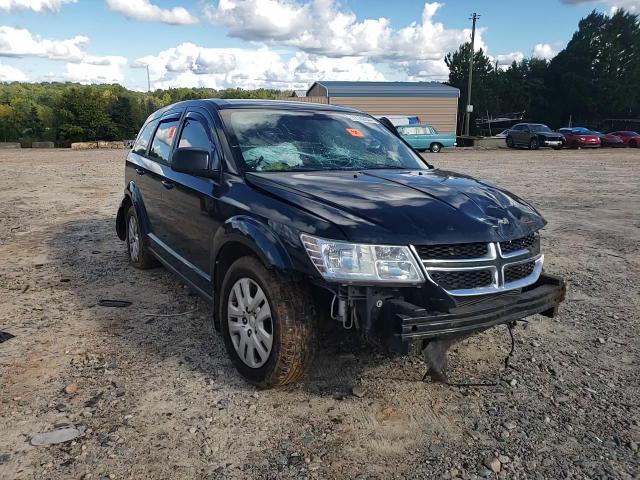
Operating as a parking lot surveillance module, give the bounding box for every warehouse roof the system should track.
[307,81,460,98]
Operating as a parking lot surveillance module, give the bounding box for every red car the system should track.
[558,127,601,148]
[610,131,640,148]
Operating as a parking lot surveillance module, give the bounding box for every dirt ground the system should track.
[0,147,638,480]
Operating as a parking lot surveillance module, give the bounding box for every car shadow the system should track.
[45,216,416,396]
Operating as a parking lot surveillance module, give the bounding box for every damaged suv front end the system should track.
[246,167,565,369]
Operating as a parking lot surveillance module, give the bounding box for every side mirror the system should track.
[172,148,219,180]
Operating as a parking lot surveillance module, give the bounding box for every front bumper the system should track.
[380,273,566,353]
[542,139,564,147]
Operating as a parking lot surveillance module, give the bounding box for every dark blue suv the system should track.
[116,99,565,388]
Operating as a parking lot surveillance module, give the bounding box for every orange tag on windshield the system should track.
[346,128,364,137]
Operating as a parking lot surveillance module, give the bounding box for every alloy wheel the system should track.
[227,278,273,368]
[128,216,140,262]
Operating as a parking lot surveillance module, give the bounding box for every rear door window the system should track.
[132,121,157,156]
[149,120,180,163]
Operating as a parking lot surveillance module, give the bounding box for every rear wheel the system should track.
[630,139,637,148]
[429,143,442,153]
[125,206,155,269]
[529,137,539,150]
[220,256,316,388]
[506,136,515,148]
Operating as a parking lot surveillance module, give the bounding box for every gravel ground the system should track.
[0,147,638,480]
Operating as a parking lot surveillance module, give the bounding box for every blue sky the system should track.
[0,0,635,91]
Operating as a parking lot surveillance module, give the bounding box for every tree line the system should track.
[446,9,640,133]
[1,9,637,143]
[0,83,283,146]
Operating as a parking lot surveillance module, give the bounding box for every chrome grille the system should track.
[412,234,543,296]
[430,269,493,290]
[413,242,488,260]
[500,234,536,255]
[504,260,536,283]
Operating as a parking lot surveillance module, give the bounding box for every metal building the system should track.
[305,81,460,133]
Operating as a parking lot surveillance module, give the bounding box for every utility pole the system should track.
[464,12,480,136]
[145,64,151,92]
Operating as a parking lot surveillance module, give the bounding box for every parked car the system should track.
[396,124,457,152]
[589,130,625,148]
[609,131,640,148]
[557,127,601,148]
[116,99,566,387]
[495,129,510,138]
[506,123,565,150]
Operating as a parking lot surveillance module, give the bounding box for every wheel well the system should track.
[116,197,132,241]
[213,241,264,329]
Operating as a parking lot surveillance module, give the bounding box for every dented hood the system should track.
[246,169,546,245]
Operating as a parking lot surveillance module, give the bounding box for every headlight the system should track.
[300,234,424,283]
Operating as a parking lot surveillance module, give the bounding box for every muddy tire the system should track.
[219,256,316,388]
[125,206,155,269]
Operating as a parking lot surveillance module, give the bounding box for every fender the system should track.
[115,181,152,243]
[211,215,294,274]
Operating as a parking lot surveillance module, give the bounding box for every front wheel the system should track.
[630,140,637,148]
[220,257,316,388]
[506,136,515,148]
[429,143,442,153]
[529,137,540,150]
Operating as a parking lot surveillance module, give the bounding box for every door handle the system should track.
[161,180,174,190]
[135,167,145,175]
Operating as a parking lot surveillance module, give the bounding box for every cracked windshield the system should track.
[222,109,427,172]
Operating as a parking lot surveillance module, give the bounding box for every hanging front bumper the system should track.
[380,273,566,353]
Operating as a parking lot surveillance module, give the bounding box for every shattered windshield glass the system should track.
[220,109,428,172]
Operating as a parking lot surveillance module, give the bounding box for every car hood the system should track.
[246,169,546,245]
[537,132,564,140]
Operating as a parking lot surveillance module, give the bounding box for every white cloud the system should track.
[608,0,640,13]
[532,43,557,60]
[106,0,198,25]
[64,60,126,84]
[0,0,75,13]
[0,26,126,66]
[0,61,27,81]
[203,1,485,79]
[494,51,525,66]
[204,0,311,40]
[132,42,385,90]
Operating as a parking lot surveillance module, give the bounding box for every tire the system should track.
[219,256,316,388]
[630,140,637,148]
[429,143,442,153]
[552,146,562,150]
[529,137,539,150]
[125,206,155,269]
[506,136,515,148]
